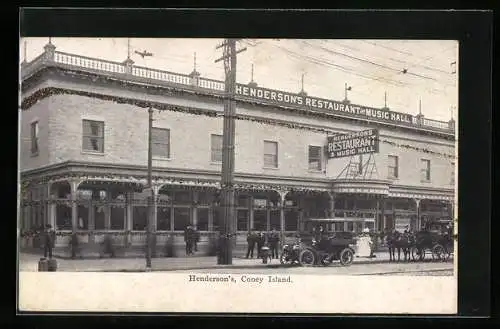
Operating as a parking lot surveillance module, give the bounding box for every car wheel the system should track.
[432,244,445,261]
[299,249,316,267]
[280,253,289,265]
[320,253,332,266]
[340,248,354,266]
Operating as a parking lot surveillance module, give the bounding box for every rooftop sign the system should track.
[327,129,379,159]
[235,84,416,126]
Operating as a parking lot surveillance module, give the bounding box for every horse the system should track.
[386,230,413,262]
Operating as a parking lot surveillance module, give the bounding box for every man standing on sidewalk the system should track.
[246,229,257,258]
[43,224,55,259]
[269,227,280,259]
[184,225,194,256]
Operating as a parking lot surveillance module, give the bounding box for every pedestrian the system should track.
[246,229,256,258]
[184,225,194,255]
[193,226,200,252]
[43,224,55,259]
[100,234,116,258]
[269,227,280,259]
[70,232,83,259]
[256,232,264,257]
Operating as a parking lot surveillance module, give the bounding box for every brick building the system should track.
[19,41,456,255]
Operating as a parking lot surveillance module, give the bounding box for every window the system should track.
[152,128,170,158]
[308,145,322,171]
[421,159,431,181]
[237,209,248,231]
[82,120,104,153]
[30,121,39,155]
[388,155,399,178]
[264,141,278,168]
[451,162,455,185]
[211,134,223,162]
[174,207,191,231]
[157,207,171,230]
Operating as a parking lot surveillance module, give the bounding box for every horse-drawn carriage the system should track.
[412,219,455,261]
[387,218,455,262]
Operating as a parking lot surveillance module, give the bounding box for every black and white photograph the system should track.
[18,36,459,313]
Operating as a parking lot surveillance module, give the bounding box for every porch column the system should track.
[248,195,254,230]
[208,207,213,231]
[343,198,348,231]
[298,195,304,231]
[69,180,79,233]
[88,196,95,231]
[449,199,455,220]
[47,183,56,229]
[278,190,287,247]
[327,191,335,217]
[266,196,271,232]
[126,191,133,231]
[104,189,111,230]
[381,198,386,230]
[414,198,421,230]
[150,186,159,232]
[192,191,199,228]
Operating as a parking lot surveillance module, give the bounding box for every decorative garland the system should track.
[21,87,456,160]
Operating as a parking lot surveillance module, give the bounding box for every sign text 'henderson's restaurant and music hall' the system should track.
[327,129,380,159]
[235,84,415,125]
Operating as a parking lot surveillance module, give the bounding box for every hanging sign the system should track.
[327,129,379,159]
[235,84,416,125]
[395,216,411,233]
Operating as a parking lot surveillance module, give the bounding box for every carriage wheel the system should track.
[432,244,446,261]
[339,248,354,266]
[299,249,316,267]
[445,247,453,261]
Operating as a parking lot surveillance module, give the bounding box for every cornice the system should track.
[21,66,455,141]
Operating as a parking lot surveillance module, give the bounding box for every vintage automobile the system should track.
[296,219,357,267]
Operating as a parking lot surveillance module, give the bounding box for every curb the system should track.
[355,268,453,276]
[77,260,453,273]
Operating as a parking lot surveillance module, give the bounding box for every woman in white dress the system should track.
[356,228,373,257]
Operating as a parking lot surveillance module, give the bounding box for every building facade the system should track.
[19,41,456,254]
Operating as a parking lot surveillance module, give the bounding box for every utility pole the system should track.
[146,106,153,270]
[214,39,246,265]
[134,49,154,271]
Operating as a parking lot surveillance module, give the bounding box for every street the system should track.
[169,260,453,276]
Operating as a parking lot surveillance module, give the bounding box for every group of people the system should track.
[183,225,201,256]
[246,228,281,259]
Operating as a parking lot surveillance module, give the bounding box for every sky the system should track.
[20,38,458,121]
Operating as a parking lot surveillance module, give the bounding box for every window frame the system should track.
[82,119,105,153]
[263,140,278,168]
[30,121,39,156]
[210,134,223,163]
[420,159,431,182]
[308,145,322,171]
[388,155,399,179]
[152,127,171,158]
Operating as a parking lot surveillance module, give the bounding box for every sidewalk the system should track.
[19,252,394,272]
